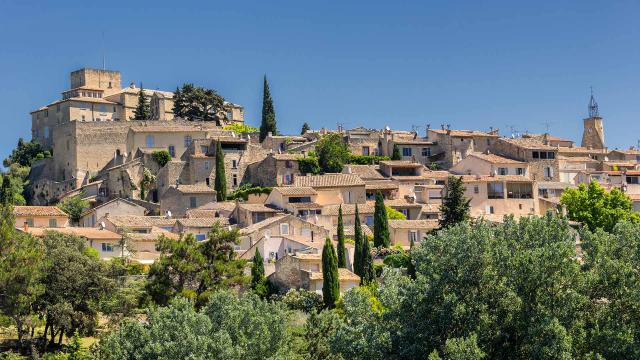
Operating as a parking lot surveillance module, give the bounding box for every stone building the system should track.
[426,127,499,168]
[159,184,217,218]
[490,137,560,182]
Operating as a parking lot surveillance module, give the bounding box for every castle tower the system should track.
[581,90,605,149]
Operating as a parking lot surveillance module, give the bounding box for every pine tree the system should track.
[214,140,227,201]
[360,232,375,285]
[259,75,277,142]
[391,144,402,160]
[353,204,363,276]
[251,249,265,288]
[439,175,471,228]
[336,205,347,268]
[373,192,390,248]
[132,83,151,120]
[322,238,340,309]
[301,122,310,135]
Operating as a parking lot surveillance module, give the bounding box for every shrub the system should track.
[152,150,171,167]
[227,185,272,201]
[348,154,390,165]
[280,288,324,313]
[383,252,411,268]
[386,206,407,220]
[223,123,258,134]
[297,156,321,175]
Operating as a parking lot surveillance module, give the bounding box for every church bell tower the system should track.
[581,89,605,149]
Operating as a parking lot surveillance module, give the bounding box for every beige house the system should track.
[174,218,230,241]
[450,152,528,177]
[186,201,236,219]
[381,131,439,166]
[14,206,69,229]
[265,187,322,218]
[461,175,538,220]
[160,184,217,218]
[80,198,147,227]
[235,203,282,227]
[293,174,366,205]
[20,227,122,261]
[426,128,500,168]
[388,219,439,248]
[609,149,640,162]
[491,137,559,182]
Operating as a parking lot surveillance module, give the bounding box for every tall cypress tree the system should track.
[214,140,227,201]
[301,122,310,135]
[322,238,340,309]
[172,86,183,118]
[353,204,363,276]
[259,75,277,142]
[132,83,151,120]
[251,248,265,288]
[439,175,471,228]
[391,144,402,160]
[336,205,347,268]
[373,192,390,248]
[360,232,375,285]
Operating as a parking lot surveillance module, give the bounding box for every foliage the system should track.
[138,167,156,201]
[151,149,171,167]
[4,138,51,167]
[57,194,89,224]
[360,237,375,285]
[36,232,113,345]
[336,205,347,268]
[347,154,390,165]
[146,223,247,307]
[301,122,310,135]
[322,238,340,309]
[259,75,277,142]
[131,85,151,120]
[353,204,364,277]
[214,140,227,201]
[439,176,470,228]
[250,249,267,297]
[561,181,639,232]
[280,288,324,313]
[297,156,321,175]
[383,252,411,268]
[96,292,294,360]
[1,165,29,205]
[172,83,225,122]
[315,133,350,173]
[223,122,258,134]
[391,144,401,160]
[385,205,407,220]
[374,192,391,247]
[227,184,272,201]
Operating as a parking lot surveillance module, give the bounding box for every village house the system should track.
[19,226,122,261]
[460,175,538,220]
[426,127,500,168]
[265,187,322,218]
[293,174,366,205]
[388,219,439,248]
[79,198,147,227]
[159,184,217,218]
[490,137,560,182]
[343,127,381,156]
[234,203,282,227]
[14,206,69,229]
[247,153,302,186]
[319,202,376,235]
[173,217,231,241]
[185,201,236,219]
[450,152,529,177]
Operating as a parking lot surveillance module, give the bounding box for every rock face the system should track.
[581,116,605,150]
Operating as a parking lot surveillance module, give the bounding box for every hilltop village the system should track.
[15,67,639,292]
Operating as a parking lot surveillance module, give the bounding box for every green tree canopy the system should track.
[259,75,277,141]
[172,83,225,122]
[4,138,51,167]
[131,84,151,120]
[57,194,89,224]
[223,123,258,134]
[301,122,311,135]
[151,149,171,167]
[316,133,350,173]
[373,192,390,247]
[251,249,265,288]
[561,181,639,232]
[439,176,470,228]
[322,238,340,309]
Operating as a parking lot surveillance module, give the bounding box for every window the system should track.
[627,176,639,184]
[516,167,525,175]
[365,216,374,226]
[485,205,495,214]
[113,106,116,112]
[280,223,290,235]
[99,104,107,112]
[409,231,418,245]
[48,219,57,228]
[232,174,238,187]
[422,147,431,157]
[497,167,508,175]
[540,151,548,159]
[205,178,210,186]
[184,135,193,147]
[81,115,86,121]
[487,182,504,199]
[401,209,409,217]
[25,218,34,227]
[544,167,553,179]
[532,151,539,159]
[146,135,154,148]
[548,152,555,159]
[101,243,114,252]
[200,145,209,154]
[227,110,233,120]
[168,145,175,157]
[402,147,412,156]
[232,160,238,169]
[195,234,207,241]
[190,197,197,208]
[362,146,370,156]
[44,127,50,139]
[204,160,210,170]
[474,185,479,194]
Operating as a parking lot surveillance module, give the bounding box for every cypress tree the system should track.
[336,205,347,268]
[301,122,310,135]
[407,233,417,280]
[132,83,151,120]
[322,238,340,309]
[391,144,402,160]
[353,204,363,276]
[373,192,390,248]
[360,232,375,285]
[439,175,471,228]
[251,248,265,288]
[172,86,183,118]
[0,177,14,242]
[259,75,277,142]
[214,140,227,201]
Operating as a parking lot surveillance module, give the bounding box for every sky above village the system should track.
[1,0,640,161]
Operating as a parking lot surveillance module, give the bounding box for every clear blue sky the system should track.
[1,0,640,162]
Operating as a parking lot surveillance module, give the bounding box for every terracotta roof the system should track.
[611,149,640,155]
[365,180,399,191]
[306,268,360,281]
[557,146,607,154]
[173,184,216,194]
[343,165,385,180]
[20,227,120,240]
[388,219,440,230]
[240,215,287,235]
[106,215,176,228]
[287,202,323,209]
[178,217,230,228]
[80,198,143,217]
[292,253,321,260]
[460,175,534,183]
[194,201,237,212]
[379,160,423,168]
[558,156,598,163]
[128,227,179,241]
[293,174,365,188]
[538,181,574,190]
[14,206,68,217]
[430,129,498,138]
[322,203,375,216]
[237,203,281,212]
[272,153,302,161]
[343,224,373,238]
[379,199,423,208]
[467,153,525,164]
[392,139,436,145]
[273,187,318,196]
[421,204,441,213]
[499,137,556,150]
[129,125,209,133]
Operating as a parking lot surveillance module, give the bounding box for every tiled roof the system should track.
[392,139,435,145]
[106,215,176,228]
[322,203,375,216]
[378,199,423,208]
[343,165,385,180]
[292,253,321,260]
[128,227,179,241]
[365,180,399,191]
[293,174,365,188]
[467,153,524,164]
[273,187,318,196]
[80,198,143,217]
[240,215,287,235]
[421,204,441,213]
[287,202,323,209]
[174,184,216,194]
[611,149,640,155]
[557,146,607,154]
[177,217,230,228]
[194,201,237,212]
[14,206,68,217]
[388,219,440,230]
[343,224,373,237]
[558,156,598,163]
[499,137,556,150]
[460,175,534,183]
[237,203,281,213]
[379,160,423,167]
[272,153,302,161]
[20,227,120,240]
[306,268,360,281]
[130,125,209,133]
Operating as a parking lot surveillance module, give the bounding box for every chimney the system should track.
[440,124,445,130]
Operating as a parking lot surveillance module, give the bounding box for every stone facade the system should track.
[581,116,605,150]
